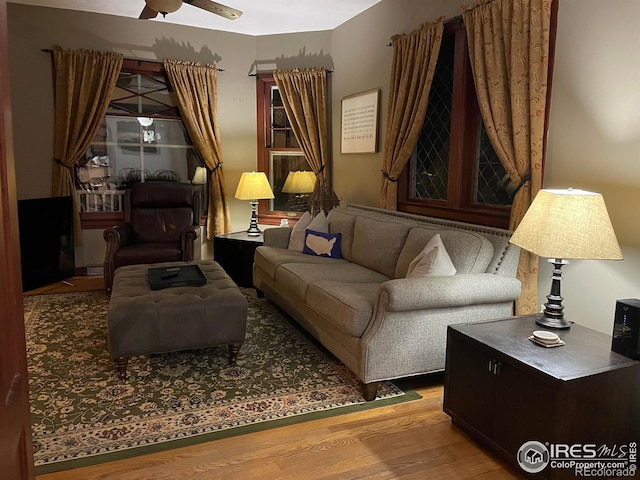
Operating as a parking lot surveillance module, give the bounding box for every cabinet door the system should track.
[493,361,556,456]
[444,333,497,438]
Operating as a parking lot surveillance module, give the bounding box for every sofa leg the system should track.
[228,342,242,364]
[362,381,380,401]
[255,288,265,298]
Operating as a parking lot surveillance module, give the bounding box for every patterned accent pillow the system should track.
[406,233,456,277]
[303,229,342,259]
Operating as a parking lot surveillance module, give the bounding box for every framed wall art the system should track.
[340,89,380,154]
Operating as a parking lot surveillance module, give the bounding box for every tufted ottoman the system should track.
[107,259,248,380]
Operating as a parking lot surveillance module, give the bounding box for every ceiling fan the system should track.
[139,0,243,20]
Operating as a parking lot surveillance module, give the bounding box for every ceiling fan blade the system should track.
[184,0,243,20]
[139,5,159,19]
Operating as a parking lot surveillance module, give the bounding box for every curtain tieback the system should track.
[211,162,223,171]
[381,169,398,182]
[54,158,71,169]
[511,172,531,199]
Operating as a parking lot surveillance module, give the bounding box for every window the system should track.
[398,17,553,229]
[256,74,313,225]
[78,59,205,229]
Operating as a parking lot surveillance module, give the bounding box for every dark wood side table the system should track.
[444,314,640,480]
[213,231,264,287]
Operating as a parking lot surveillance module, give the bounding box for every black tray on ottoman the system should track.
[148,264,206,290]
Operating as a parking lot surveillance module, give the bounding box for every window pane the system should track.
[271,86,283,107]
[78,116,202,212]
[474,121,515,206]
[269,152,313,212]
[412,34,455,201]
[108,73,179,117]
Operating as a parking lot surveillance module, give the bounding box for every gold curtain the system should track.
[273,67,338,215]
[379,17,444,210]
[462,0,552,314]
[164,59,231,238]
[51,46,123,245]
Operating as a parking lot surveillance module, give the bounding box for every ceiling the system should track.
[9,0,383,36]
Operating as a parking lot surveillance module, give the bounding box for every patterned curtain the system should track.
[273,67,339,215]
[164,59,231,238]
[51,46,123,245]
[379,17,444,210]
[462,0,552,314]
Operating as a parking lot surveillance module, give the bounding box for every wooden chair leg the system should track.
[114,357,128,380]
[228,343,242,364]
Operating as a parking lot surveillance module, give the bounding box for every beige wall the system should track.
[8,0,640,334]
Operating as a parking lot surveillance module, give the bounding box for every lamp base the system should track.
[246,200,261,236]
[538,258,572,329]
[535,314,572,330]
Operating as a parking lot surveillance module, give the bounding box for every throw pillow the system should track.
[306,210,329,233]
[406,234,457,277]
[303,229,342,259]
[288,211,312,252]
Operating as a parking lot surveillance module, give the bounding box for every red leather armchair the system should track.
[103,181,201,295]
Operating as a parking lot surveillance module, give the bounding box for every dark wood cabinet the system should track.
[213,231,263,287]
[444,315,640,479]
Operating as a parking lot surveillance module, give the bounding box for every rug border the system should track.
[34,387,421,475]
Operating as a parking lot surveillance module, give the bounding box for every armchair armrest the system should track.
[263,227,292,248]
[103,225,133,295]
[380,274,521,312]
[103,224,133,252]
[180,225,201,261]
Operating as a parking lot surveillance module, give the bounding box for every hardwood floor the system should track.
[28,276,521,480]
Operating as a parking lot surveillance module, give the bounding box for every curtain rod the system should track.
[248,69,334,77]
[386,15,462,46]
[40,49,225,72]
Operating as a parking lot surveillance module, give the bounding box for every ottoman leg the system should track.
[114,357,129,380]
[228,343,242,365]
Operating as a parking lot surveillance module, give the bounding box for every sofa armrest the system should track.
[263,227,292,248]
[380,274,521,312]
[181,225,201,261]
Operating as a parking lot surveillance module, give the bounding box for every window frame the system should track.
[255,73,309,226]
[79,59,205,229]
[398,9,557,229]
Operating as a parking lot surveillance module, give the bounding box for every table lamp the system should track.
[191,166,207,185]
[282,170,316,211]
[234,171,274,236]
[509,188,623,329]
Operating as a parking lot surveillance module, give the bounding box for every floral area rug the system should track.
[24,289,417,474]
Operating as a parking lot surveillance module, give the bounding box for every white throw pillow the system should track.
[406,234,457,277]
[288,211,313,252]
[306,210,329,233]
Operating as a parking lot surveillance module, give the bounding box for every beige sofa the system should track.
[253,204,521,400]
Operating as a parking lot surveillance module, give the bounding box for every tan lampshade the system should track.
[282,171,316,194]
[509,189,623,260]
[146,0,182,14]
[234,171,275,200]
[191,167,207,185]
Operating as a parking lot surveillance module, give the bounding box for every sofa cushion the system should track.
[288,211,312,251]
[303,230,342,258]
[395,227,494,277]
[276,262,389,302]
[307,282,381,338]
[406,234,457,277]
[351,216,411,278]
[254,246,346,280]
